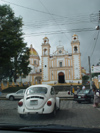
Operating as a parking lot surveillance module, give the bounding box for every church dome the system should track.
[30,44,40,58]
[44,37,48,40]
[73,34,77,37]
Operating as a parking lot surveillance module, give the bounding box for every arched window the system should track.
[44,49,47,55]
[74,46,78,52]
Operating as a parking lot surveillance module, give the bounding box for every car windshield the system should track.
[79,90,90,94]
[26,87,47,95]
[1,0,100,131]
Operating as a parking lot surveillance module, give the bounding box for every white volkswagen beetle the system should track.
[18,84,60,118]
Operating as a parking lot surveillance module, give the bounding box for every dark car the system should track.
[74,89,94,103]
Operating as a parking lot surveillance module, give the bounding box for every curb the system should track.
[60,98,74,100]
[0,97,7,100]
[0,97,74,100]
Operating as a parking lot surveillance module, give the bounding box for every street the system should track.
[0,99,100,129]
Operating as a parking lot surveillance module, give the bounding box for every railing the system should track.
[49,66,73,69]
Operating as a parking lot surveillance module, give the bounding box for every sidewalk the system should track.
[56,91,76,100]
[0,93,8,100]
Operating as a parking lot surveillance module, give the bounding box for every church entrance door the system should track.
[58,72,65,83]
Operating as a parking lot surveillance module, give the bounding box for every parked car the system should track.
[74,89,94,103]
[6,89,26,101]
[18,85,60,118]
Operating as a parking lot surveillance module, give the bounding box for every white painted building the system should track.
[41,34,82,84]
[17,34,82,85]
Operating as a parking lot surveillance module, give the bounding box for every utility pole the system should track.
[88,56,92,89]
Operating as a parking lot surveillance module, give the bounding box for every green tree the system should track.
[13,47,31,82]
[82,75,89,84]
[0,4,31,82]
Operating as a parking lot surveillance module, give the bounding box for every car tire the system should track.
[19,114,31,119]
[51,104,56,117]
[19,114,24,118]
[58,102,61,111]
[9,96,14,101]
[90,98,94,103]
[77,101,81,103]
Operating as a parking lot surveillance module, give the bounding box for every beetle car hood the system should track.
[24,94,48,110]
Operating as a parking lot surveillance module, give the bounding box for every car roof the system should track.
[17,89,26,91]
[28,84,52,88]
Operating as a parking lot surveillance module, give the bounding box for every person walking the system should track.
[92,87,100,108]
[0,86,2,96]
[82,85,85,90]
[77,86,80,94]
[70,84,74,95]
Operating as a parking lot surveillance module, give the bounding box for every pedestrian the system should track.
[92,87,100,108]
[70,84,74,95]
[72,87,75,94]
[77,86,80,94]
[0,86,2,96]
[82,85,85,90]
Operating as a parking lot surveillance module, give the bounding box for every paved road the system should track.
[0,100,100,129]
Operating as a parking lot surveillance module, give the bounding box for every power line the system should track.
[0,0,69,18]
[91,30,100,57]
[23,28,95,37]
[0,0,94,20]
[82,31,97,69]
[39,0,71,41]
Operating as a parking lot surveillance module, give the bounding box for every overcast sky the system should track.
[1,0,100,72]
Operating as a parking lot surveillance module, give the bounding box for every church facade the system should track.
[17,34,82,85]
[41,34,82,85]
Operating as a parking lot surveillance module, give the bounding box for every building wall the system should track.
[73,54,80,79]
[42,35,82,85]
[42,57,49,81]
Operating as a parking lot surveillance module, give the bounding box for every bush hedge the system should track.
[2,86,27,93]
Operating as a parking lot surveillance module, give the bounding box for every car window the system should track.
[51,87,55,95]
[26,87,47,95]
[79,90,90,94]
[16,90,23,94]
[89,90,94,95]
[23,90,26,93]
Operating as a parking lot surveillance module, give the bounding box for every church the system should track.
[41,34,82,85]
[17,34,82,85]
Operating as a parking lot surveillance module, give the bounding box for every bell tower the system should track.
[41,37,51,84]
[71,34,81,80]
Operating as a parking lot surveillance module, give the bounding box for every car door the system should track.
[14,90,24,99]
[87,89,94,101]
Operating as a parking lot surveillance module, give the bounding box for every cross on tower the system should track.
[59,40,61,45]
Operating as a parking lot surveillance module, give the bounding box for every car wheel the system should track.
[57,100,61,111]
[51,105,56,117]
[90,98,94,103]
[19,114,31,119]
[9,96,14,101]
[19,114,24,118]
[77,101,81,103]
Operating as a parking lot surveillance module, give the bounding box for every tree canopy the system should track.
[0,4,31,82]
[82,75,89,84]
